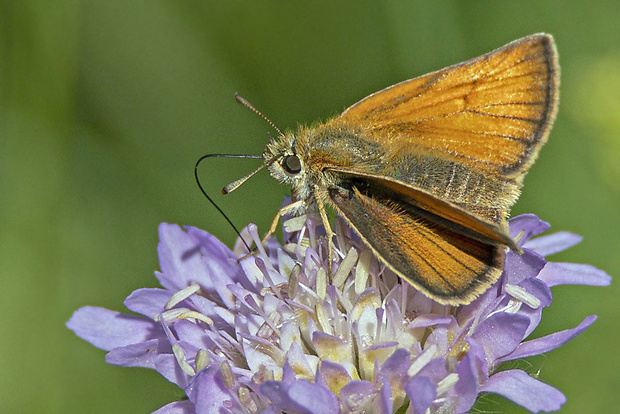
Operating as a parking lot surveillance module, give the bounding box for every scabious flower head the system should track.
[68,211,610,413]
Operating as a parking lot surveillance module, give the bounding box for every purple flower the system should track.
[67,213,610,413]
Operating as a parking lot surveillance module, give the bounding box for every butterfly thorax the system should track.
[265,121,392,209]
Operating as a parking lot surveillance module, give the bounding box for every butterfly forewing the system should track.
[339,34,559,179]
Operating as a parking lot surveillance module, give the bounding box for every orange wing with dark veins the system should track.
[329,184,506,305]
[339,34,559,179]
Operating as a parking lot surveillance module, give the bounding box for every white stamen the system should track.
[335,280,354,312]
[165,283,201,310]
[316,268,327,300]
[177,310,213,325]
[408,344,438,377]
[316,304,333,335]
[283,243,303,255]
[505,284,542,309]
[436,373,459,395]
[334,218,350,254]
[506,299,524,314]
[486,298,522,319]
[298,236,312,249]
[195,349,209,372]
[297,220,308,244]
[306,217,318,250]
[220,361,235,389]
[332,247,358,288]
[354,250,371,295]
[156,307,190,323]
[288,265,300,299]
[283,214,308,233]
[156,307,213,325]
[172,343,196,376]
[297,282,321,301]
[238,387,258,412]
[513,229,526,244]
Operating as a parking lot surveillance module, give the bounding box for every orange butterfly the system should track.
[229,34,559,305]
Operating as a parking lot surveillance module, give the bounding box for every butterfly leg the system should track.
[238,200,305,262]
[314,189,335,272]
[260,200,305,246]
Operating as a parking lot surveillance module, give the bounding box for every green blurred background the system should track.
[1,1,618,413]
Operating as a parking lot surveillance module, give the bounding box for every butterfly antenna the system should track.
[235,93,284,137]
[194,153,263,252]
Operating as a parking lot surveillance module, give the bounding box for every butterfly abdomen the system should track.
[387,151,520,218]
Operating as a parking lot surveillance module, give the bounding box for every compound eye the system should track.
[283,154,302,174]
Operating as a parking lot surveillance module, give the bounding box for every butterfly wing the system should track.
[339,34,559,180]
[301,35,559,304]
[328,183,505,305]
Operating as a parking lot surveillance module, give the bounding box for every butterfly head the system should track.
[264,132,315,204]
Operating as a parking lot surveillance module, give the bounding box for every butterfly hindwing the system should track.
[328,182,505,305]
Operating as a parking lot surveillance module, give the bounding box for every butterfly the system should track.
[223,34,559,305]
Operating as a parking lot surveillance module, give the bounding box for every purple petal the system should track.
[124,288,170,318]
[512,278,552,338]
[377,375,392,414]
[185,225,237,260]
[198,256,243,309]
[187,294,222,324]
[66,306,161,351]
[458,287,500,324]
[261,380,340,413]
[454,351,479,413]
[173,319,210,349]
[260,381,295,410]
[152,400,195,414]
[503,249,546,285]
[426,326,450,355]
[154,354,191,389]
[157,223,209,291]
[520,278,553,308]
[538,263,612,287]
[482,369,566,412]
[157,224,244,296]
[509,214,550,245]
[379,348,411,382]
[465,338,488,377]
[282,359,297,384]
[187,365,239,414]
[416,357,450,384]
[404,376,436,414]
[105,338,171,369]
[523,231,582,256]
[287,381,340,413]
[499,315,597,362]
[340,380,376,410]
[188,225,255,289]
[472,312,530,362]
